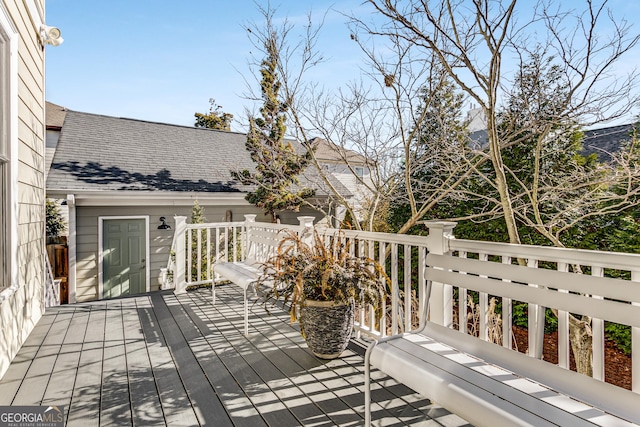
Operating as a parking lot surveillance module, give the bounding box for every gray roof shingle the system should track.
[581,123,634,162]
[46,110,350,196]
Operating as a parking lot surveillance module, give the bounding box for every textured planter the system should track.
[300,299,354,359]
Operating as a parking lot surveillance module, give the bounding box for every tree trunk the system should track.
[569,315,593,377]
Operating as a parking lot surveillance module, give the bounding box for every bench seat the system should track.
[212,261,262,336]
[369,322,639,427]
[364,252,640,426]
[213,261,261,290]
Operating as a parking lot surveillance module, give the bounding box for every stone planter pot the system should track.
[300,299,354,359]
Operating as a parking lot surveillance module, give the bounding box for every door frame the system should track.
[98,215,150,299]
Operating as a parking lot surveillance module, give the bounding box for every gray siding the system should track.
[74,204,324,302]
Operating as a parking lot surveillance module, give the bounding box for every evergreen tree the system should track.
[231,34,314,221]
[46,199,66,237]
[194,99,233,131]
[389,69,470,233]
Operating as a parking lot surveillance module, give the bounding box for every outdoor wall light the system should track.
[158,217,171,230]
[41,25,64,46]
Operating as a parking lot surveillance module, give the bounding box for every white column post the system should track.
[67,194,76,304]
[243,214,257,261]
[297,216,315,244]
[173,216,187,295]
[424,221,457,327]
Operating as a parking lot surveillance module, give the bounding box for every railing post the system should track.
[173,216,187,295]
[632,269,640,393]
[424,221,457,327]
[297,216,315,245]
[244,214,257,261]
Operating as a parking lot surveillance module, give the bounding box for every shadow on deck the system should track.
[0,286,470,426]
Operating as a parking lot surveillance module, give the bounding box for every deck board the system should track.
[41,309,79,410]
[0,309,57,405]
[0,286,470,427]
[67,304,106,427]
[136,296,200,427]
[100,299,132,426]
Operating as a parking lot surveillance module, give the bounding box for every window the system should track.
[0,4,16,292]
[355,167,365,178]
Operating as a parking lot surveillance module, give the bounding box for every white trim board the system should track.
[0,2,18,302]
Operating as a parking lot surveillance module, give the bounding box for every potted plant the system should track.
[259,228,388,359]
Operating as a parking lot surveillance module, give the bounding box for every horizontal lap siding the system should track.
[0,0,46,380]
[75,204,276,301]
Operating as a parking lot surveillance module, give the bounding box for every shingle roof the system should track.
[46,101,67,129]
[46,110,350,196]
[310,138,368,164]
[581,123,634,162]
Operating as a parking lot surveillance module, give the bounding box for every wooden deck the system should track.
[0,285,469,426]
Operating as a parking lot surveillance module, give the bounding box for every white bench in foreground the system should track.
[365,253,640,426]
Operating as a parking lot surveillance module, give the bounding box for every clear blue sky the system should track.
[45,1,640,131]
[45,0,368,130]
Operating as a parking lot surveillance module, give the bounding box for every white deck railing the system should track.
[165,215,640,394]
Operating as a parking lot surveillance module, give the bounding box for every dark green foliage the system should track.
[231,35,314,221]
[46,199,66,237]
[511,303,558,334]
[605,323,632,355]
[194,99,233,131]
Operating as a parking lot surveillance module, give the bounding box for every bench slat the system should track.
[428,254,640,303]
[427,267,640,328]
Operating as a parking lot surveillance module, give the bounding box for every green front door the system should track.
[103,218,146,298]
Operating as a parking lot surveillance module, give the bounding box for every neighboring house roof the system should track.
[581,123,634,162]
[464,123,636,163]
[46,110,350,197]
[45,101,67,178]
[310,138,368,164]
[46,101,67,130]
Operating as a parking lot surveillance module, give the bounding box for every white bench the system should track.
[212,216,314,335]
[365,253,640,426]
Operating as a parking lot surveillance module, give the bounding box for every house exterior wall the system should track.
[323,162,373,220]
[73,204,323,302]
[0,0,46,380]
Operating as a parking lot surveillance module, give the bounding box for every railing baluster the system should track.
[233,226,238,263]
[418,245,426,329]
[391,243,398,335]
[478,253,488,341]
[502,255,512,349]
[224,226,229,262]
[356,238,365,338]
[206,228,211,283]
[458,251,468,334]
[527,258,544,359]
[557,262,570,369]
[197,227,202,284]
[215,227,220,263]
[380,241,387,338]
[591,265,605,381]
[187,228,193,283]
[368,239,377,336]
[404,244,412,332]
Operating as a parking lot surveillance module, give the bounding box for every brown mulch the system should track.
[511,326,632,390]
